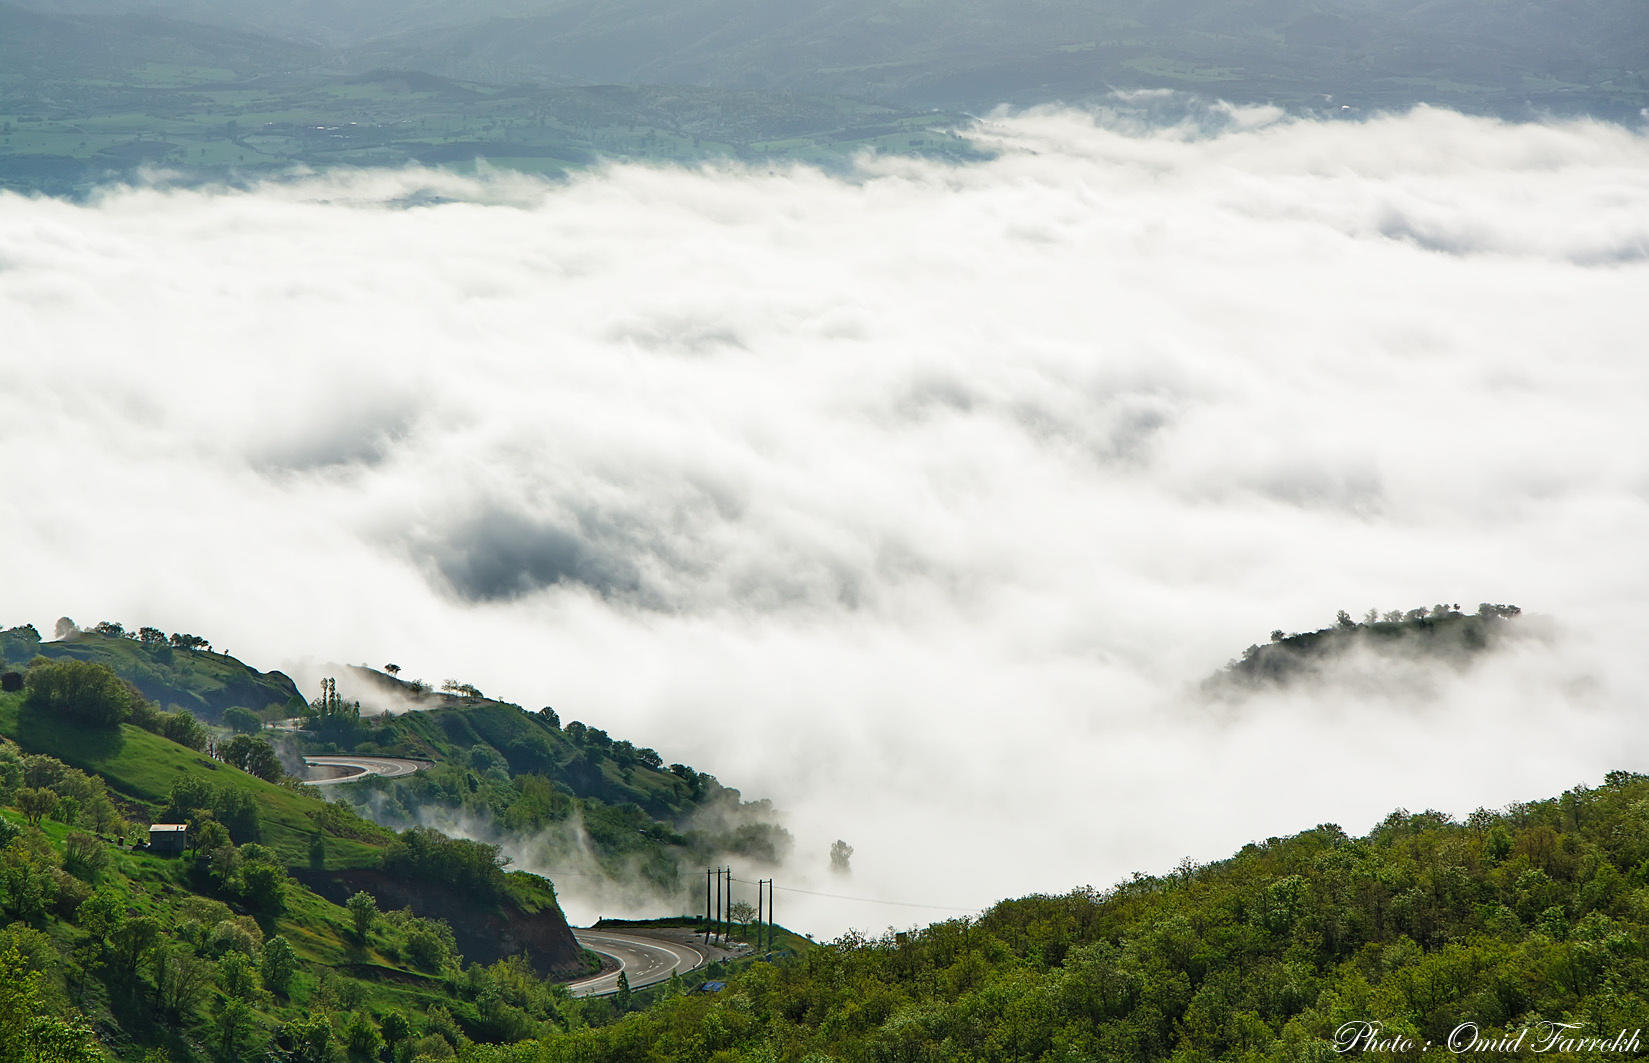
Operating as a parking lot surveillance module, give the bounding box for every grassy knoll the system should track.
[0,626,300,724]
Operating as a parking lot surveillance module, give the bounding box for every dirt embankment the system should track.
[292,867,585,977]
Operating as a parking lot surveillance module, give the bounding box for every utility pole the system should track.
[715,865,724,944]
[756,876,763,952]
[703,868,712,944]
[722,867,733,945]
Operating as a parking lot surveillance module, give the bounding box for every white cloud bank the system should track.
[3,104,1647,934]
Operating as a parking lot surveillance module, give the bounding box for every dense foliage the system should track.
[0,736,602,1062]
[463,772,1649,1063]
[381,827,511,902]
[23,658,138,728]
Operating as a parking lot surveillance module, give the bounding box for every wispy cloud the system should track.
[3,103,1647,933]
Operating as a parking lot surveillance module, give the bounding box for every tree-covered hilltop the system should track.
[1207,603,1527,694]
[458,771,1649,1062]
[302,666,793,902]
[0,621,301,725]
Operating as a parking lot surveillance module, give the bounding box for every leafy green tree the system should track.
[155,944,211,1016]
[343,1011,382,1058]
[107,915,161,983]
[15,787,56,827]
[237,860,288,917]
[215,996,259,1057]
[259,935,298,996]
[280,1015,333,1063]
[61,833,105,880]
[220,735,283,782]
[379,1010,410,1050]
[346,890,378,943]
[22,658,138,727]
[222,706,262,734]
[219,950,256,999]
[159,711,207,750]
[191,816,230,856]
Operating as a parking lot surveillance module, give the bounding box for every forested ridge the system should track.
[462,772,1649,1062]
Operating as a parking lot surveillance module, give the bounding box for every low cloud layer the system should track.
[3,103,1647,934]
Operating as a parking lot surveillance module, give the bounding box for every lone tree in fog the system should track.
[830,839,854,874]
[384,664,400,676]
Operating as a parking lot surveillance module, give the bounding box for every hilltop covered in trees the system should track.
[1207,603,1527,694]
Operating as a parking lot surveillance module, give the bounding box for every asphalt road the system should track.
[301,754,429,786]
[567,930,707,997]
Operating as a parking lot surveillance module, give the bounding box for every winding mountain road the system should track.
[567,930,708,997]
[301,754,430,785]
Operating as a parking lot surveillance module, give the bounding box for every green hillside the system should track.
[0,673,588,969]
[300,666,794,899]
[0,624,301,726]
[480,770,1649,1061]
[0,655,808,1063]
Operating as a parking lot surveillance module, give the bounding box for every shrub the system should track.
[223,706,262,734]
[23,658,139,727]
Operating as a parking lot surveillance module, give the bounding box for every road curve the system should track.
[301,755,430,786]
[568,930,706,997]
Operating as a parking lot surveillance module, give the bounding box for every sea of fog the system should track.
[3,103,1647,936]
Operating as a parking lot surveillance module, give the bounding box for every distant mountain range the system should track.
[2,0,1644,192]
[8,0,1645,112]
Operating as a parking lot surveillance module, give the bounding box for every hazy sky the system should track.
[3,104,1647,934]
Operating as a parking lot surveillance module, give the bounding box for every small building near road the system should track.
[148,823,188,854]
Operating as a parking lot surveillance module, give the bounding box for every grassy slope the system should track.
[0,690,377,868]
[0,628,301,724]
